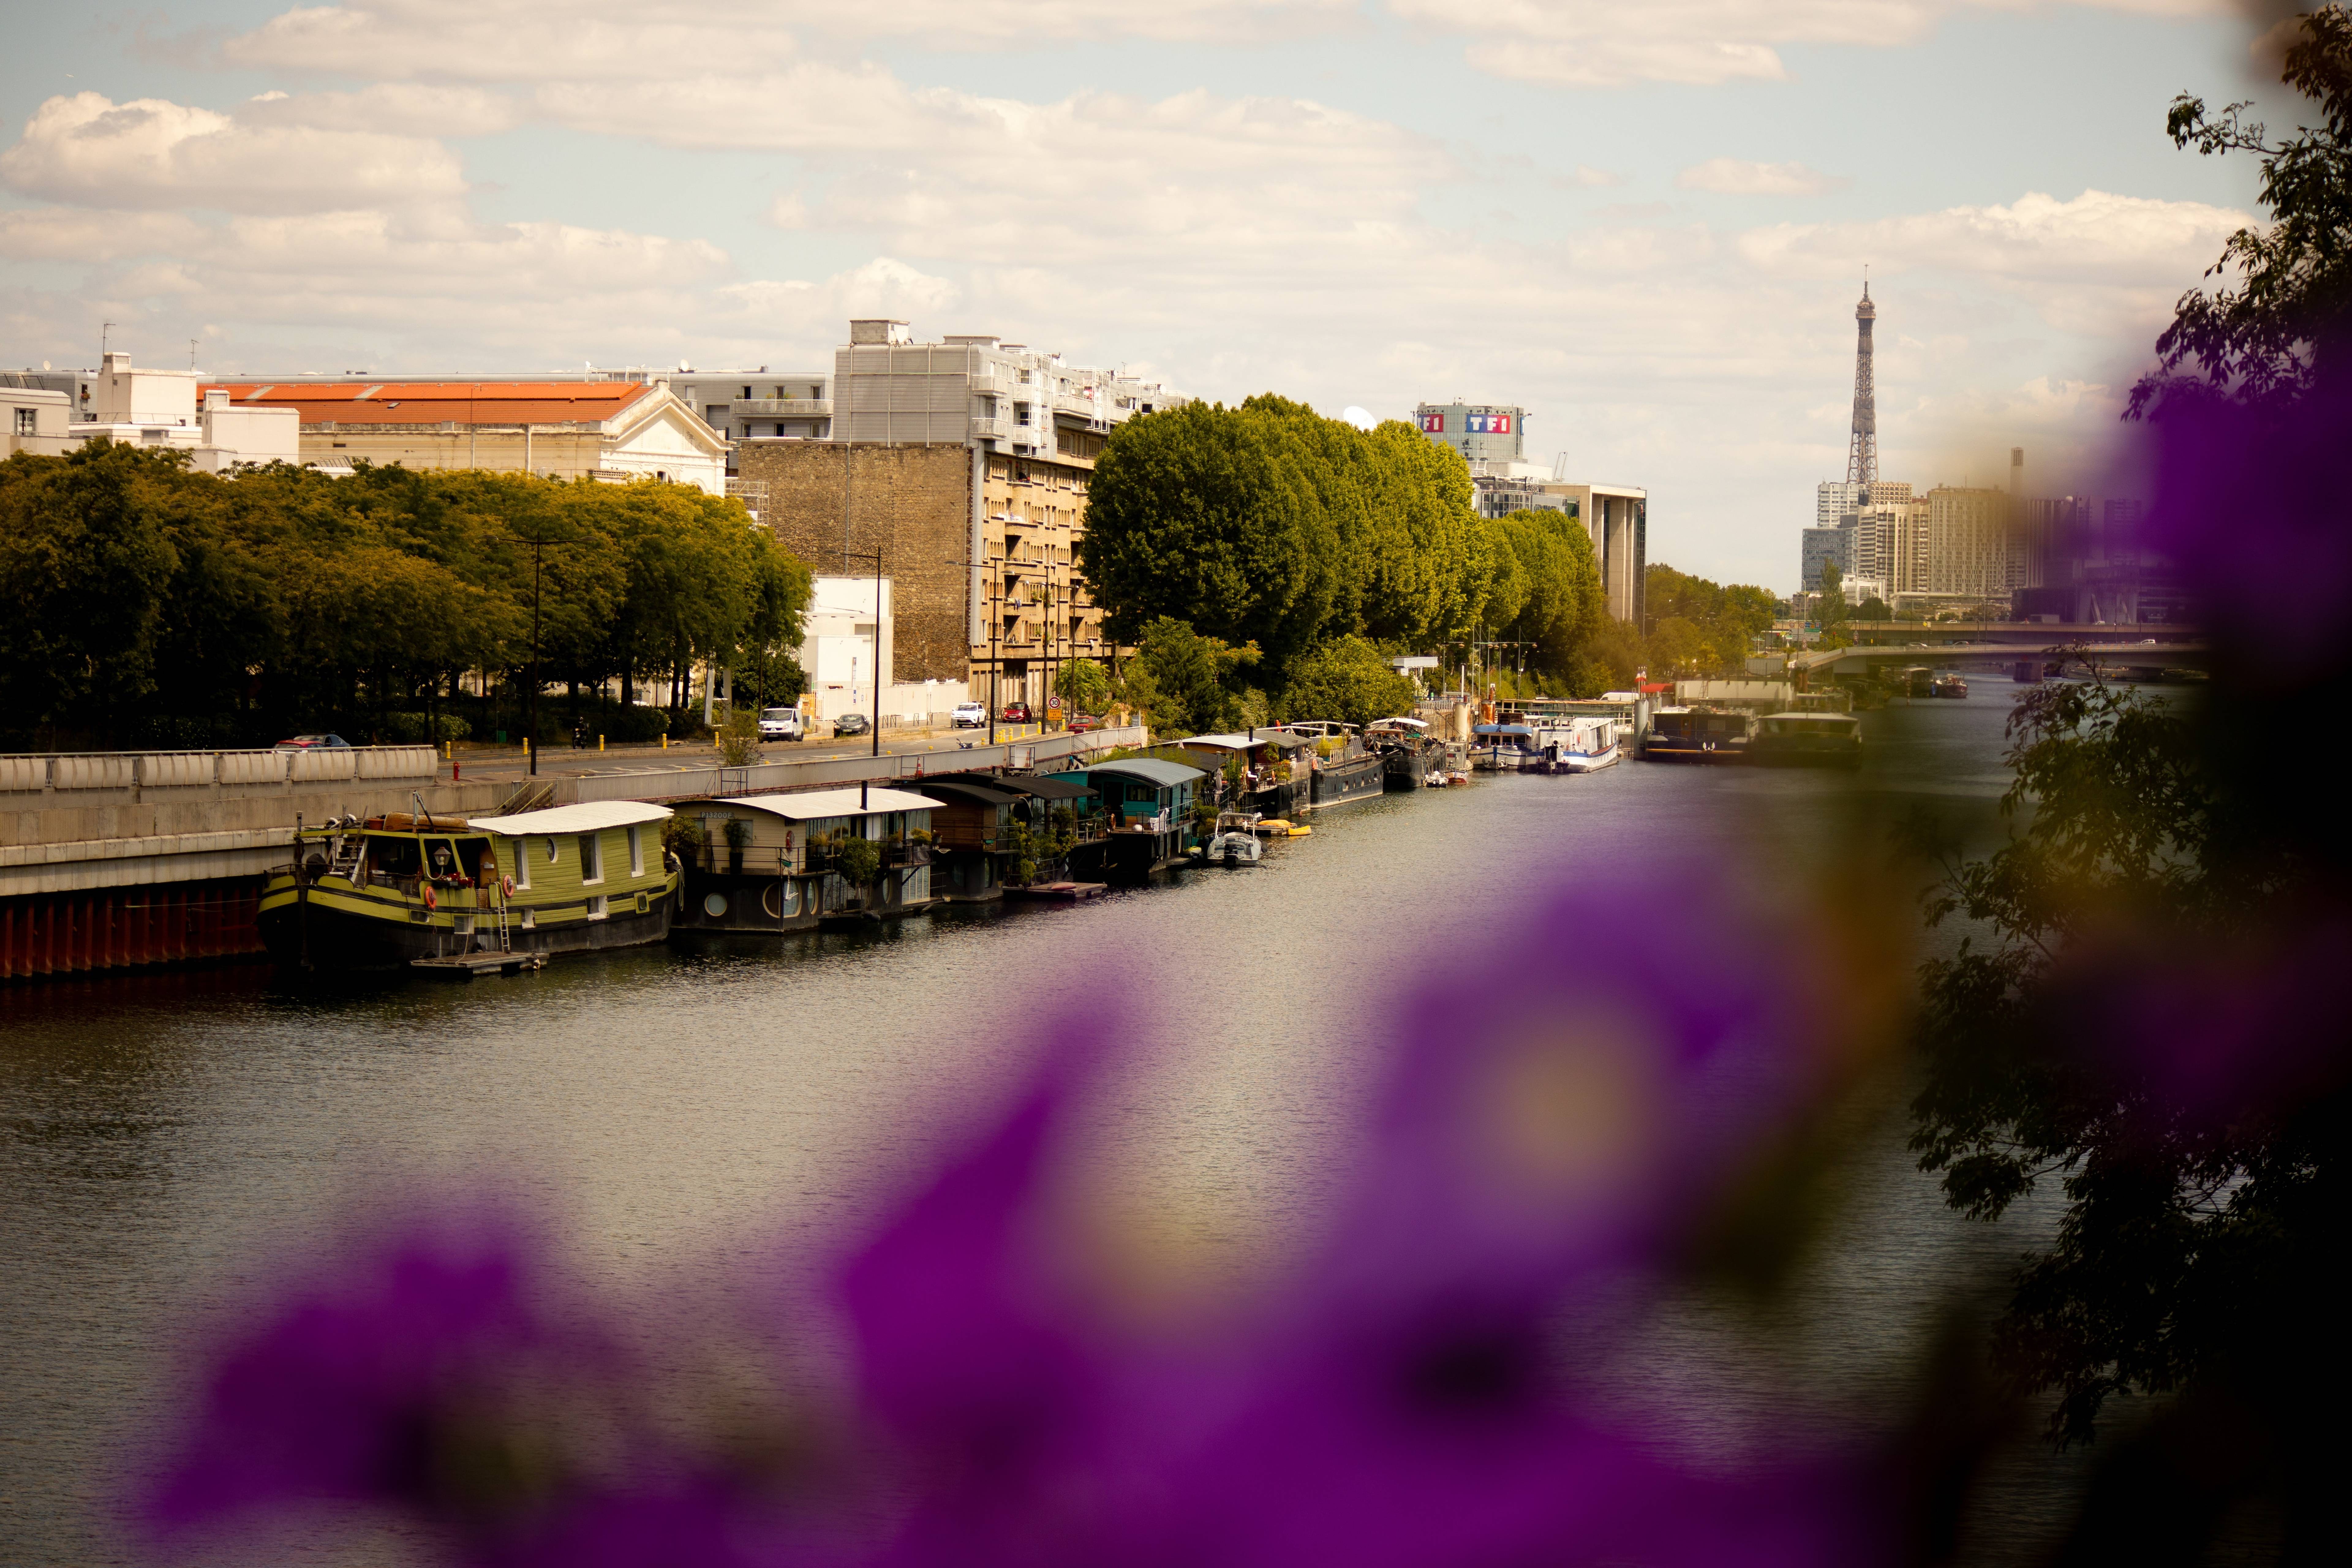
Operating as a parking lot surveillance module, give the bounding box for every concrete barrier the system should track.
[217,750,288,786]
[1,756,45,793]
[138,752,215,788]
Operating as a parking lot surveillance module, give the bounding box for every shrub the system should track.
[603,705,671,744]
[660,816,704,861]
[381,712,471,744]
[835,835,881,887]
[722,816,753,851]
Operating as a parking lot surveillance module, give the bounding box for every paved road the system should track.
[445,724,1074,786]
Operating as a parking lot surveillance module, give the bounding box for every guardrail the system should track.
[0,746,439,795]
[558,726,1147,807]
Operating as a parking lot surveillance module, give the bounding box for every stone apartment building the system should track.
[735,320,1187,708]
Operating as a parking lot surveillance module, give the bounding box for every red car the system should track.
[1001,702,1033,722]
[1065,713,1104,733]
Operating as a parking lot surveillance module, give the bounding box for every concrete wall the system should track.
[735,441,974,684]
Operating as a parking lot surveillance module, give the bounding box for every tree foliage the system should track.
[2129,4,2352,413]
[1278,635,1420,726]
[1052,657,1111,716]
[0,444,812,748]
[1132,617,1261,737]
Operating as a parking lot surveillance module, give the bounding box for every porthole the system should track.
[763,881,800,918]
[703,892,729,918]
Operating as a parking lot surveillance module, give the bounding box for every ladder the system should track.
[327,835,367,882]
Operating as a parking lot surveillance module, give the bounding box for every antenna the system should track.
[101,321,114,359]
[190,338,198,371]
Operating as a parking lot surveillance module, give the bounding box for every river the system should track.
[3,695,2096,1565]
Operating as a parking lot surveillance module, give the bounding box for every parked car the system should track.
[1066,712,1104,733]
[274,733,350,750]
[1001,702,1033,723]
[757,706,804,742]
[950,700,987,729]
[833,713,871,737]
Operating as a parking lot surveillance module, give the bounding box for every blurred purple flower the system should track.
[2142,380,2352,667]
[839,869,1878,1568]
[146,1212,559,1534]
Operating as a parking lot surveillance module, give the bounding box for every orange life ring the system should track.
[421,883,437,911]
[501,876,515,899]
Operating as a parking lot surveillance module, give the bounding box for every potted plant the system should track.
[722,815,752,874]
[835,834,881,907]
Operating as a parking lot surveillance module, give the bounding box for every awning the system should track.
[715,787,938,821]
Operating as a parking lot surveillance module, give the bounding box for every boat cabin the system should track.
[671,786,937,931]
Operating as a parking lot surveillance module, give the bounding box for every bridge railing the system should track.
[0,746,440,797]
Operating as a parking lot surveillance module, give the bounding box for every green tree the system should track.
[1053,657,1111,716]
[0,441,184,738]
[2129,5,2352,414]
[1081,402,1339,678]
[1134,616,1259,737]
[1278,635,1420,726]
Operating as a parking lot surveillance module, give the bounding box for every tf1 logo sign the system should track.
[1466,413,1512,435]
[1419,411,1445,433]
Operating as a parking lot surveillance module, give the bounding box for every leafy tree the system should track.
[1278,635,1419,726]
[2129,5,2352,414]
[1053,657,1111,715]
[834,834,881,892]
[1487,510,1605,679]
[0,441,182,738]
[1855,594,1892,622]
[1081,402,1340,678]
[1134,616,1259,737]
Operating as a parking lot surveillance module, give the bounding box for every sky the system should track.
[0,1,2306,590]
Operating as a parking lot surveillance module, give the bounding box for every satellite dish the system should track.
[1340,406,1376,431]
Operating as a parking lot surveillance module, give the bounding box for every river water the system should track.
[3,695,2092,1565]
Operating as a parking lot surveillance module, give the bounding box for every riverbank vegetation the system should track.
[1081,396,1611,727]
[0,442,811,751]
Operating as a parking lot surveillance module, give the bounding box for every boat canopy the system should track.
[997,773,1091,799]
[469,800,672,835]
[1084,758,1205,787]
[717,787,939,821]
[1369,716,1430,730]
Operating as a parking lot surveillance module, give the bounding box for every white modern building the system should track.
[5,354,300,469]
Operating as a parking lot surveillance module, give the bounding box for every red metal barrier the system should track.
[0,879,266,982]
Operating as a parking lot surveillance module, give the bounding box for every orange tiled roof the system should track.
[197,381,658,426]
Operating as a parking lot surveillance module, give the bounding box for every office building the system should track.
[5,356,298,469]
[1416,401,1530,468]
[736,319,1189,702]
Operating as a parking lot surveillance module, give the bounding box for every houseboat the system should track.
[1365,716,1436,790]
[1045,758,1203,880]
[258,801,679,972]
[1930,673,1969,699]
[669,787,938,935]
[1534,716,1623,773]
[1471,722,1540,772]
[1747,712,1864,769]
[1642,708,1757,764]
[1166,732,1314,820]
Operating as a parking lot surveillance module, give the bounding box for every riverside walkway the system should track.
[1,725,1143,980]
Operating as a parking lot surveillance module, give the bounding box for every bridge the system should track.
[1788,628,2209,684]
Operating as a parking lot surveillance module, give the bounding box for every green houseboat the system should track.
[258,801,681,972]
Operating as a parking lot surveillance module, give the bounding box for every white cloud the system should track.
[1675,158,1843,196]
[0,92,467,214]
[1387,0,2237,88]
[218,0,1356,81]
[1554,165,1622,189]
[237,83,523,138]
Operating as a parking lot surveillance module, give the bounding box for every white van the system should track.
[758,706,805,742]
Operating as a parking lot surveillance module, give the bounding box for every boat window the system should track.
[586,895,609,920]
[426,839,462,880]
[579,833,604,885]
[543,836,559,865]
[511,836,531,889]
[372,837,422,878]
[627,826,644,876]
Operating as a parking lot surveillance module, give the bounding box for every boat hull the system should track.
[1311,753,1386,808]
[1559,746,1621,773]
[259,878,676,971]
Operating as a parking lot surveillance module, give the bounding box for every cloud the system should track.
[236,83,523,138]
[1387,0,2238,88]
[1675,158,1843,196]
[0,92,467,214]
[217,0,1356,81]
[1554,165,1622,189]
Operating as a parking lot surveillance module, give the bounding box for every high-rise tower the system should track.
[1845,280,1877,486]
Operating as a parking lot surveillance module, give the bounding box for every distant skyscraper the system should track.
[1846,280,1878,485]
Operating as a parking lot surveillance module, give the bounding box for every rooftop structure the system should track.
[1415,401,1526,467]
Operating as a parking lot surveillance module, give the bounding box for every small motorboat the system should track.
[1200,810,1265,866]
[1931,673,1969,699]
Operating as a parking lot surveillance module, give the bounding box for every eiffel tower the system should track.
[1846,277,1877,486]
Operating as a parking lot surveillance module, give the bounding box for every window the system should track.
[627,826,644,876]
[13,408,33,435]
[511,839,531,890]
[740,385,752,398]
[587,895,609,920]
[543,836,559,866]
[1015,403,1031,426]
[579,833,603,884]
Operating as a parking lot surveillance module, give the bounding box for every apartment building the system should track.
[1922,485,2020,599]
[671,370,831,443]
[735,319,1188,707]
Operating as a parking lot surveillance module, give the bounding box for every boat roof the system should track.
[469,800,672,835]
[1173,732,1314,752]
[715,787,938,821]
[1473,723,1534,735]
[1075,758,1205,787]
[1762,711,1860,724]
[911,780,1024,807]
[920,770,1091,800]
[1369,716,1430,729]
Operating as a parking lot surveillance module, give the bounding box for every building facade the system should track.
[196,380,728,493]
[667,369,832,443]
[4,356,298,468]
[1415,401,1528,467]
[1922,485,2019,599]
[733,319,1185,706]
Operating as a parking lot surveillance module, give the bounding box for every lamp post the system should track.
[946,551,1003,746]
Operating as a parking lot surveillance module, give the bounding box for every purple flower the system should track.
[145,1211,560,1534]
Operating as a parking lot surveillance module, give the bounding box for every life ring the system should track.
[422,884,437,911]
[501,876,515,899]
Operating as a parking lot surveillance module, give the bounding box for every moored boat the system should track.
[1930,673,1969,699]
[258,801,680,972]
[1746,711,1864,768]
[1641,707,1755,764]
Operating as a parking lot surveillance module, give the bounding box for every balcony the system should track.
[736,398,831,417]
